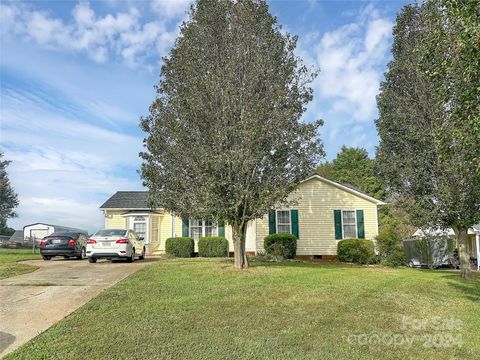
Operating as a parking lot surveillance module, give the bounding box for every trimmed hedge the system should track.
[264,233,297,259]
[198,236,229,257]
[337,238,375,264]
[165,237,194,258]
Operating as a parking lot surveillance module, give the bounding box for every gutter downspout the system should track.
[171,213,175,238]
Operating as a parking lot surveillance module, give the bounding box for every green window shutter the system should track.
[268,210,276,235]
[291,210,299,239]
[334,210,342,240]
[182,217,189,237]
[356,210,365,239]
[218,221,225,237]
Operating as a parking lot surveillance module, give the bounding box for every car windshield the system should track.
[94,229,127,237]
[47,232,79,238]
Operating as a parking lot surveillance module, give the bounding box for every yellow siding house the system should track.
[99,175,385,258]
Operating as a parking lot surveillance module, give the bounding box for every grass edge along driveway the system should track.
[0,249,41,279]
[6,258,480,360]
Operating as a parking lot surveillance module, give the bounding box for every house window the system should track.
[204,220,216,237]
[342,210,357,238]
[276,210,291,234]
[132,216,147,240]
[134,223,146,238]
[190,219,217,240]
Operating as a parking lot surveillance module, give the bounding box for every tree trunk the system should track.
[454,226,472,279]
[232,222,249,270]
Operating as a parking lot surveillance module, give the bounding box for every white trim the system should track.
[127,214,149,244]
[301,175,386,205]
[171,213,175,238]
[255,219,258,255]
[476,234,480,271]
[253,219,257,253]
[275,209,292,234]
[340,209,358,239]
[120,212,152,217]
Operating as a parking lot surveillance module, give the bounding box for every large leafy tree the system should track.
[376,0,480,279]
[140,0,323,269]
[0,152,19,236]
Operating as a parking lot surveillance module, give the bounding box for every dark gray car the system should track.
[39,231,88,260]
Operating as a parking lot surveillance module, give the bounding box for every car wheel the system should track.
[127,249,135,263]
[42,256,51,261]
[88,257,97,263]
[408,261,414,268]
[77,247,86,260]
[139,247,145,260]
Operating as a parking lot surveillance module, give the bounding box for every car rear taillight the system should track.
[87,239,97,244]
[40,241,46,246]
[115,238,129,244]
[68,240,77,246]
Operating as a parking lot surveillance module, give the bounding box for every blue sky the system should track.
[0,0,408,232]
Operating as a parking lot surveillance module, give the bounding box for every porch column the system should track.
[476,234,480,271]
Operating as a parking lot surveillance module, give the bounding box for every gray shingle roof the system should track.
[8,230,24,242]
[100,191,153,209]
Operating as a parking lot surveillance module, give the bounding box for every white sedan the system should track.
[87,229,145,263]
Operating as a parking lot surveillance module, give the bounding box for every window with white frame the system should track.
[190,219,217,240]
[342,210,357,238]
[276,210,291,234]
[132,216,147,240]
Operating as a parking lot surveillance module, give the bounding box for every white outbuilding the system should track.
[23,223,88,241]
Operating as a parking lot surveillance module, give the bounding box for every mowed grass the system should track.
[6,258,480,360]
[0,248,41,279]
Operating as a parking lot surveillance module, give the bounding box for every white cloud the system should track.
[151,0,192,20]
[72,2,95,28]
[0,1,188,66]
[301,5,393,123]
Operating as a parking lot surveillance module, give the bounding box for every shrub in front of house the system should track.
[376,224,406,267]
[382,247,406,267]
[337,238,375,264]
[165,237,194,258]
[264,233,297,259]
[198,236,229,257]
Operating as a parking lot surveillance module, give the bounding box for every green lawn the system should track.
[0,248,41,279]
[6,258,480,360]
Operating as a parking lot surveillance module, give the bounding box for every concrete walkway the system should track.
[0,257,155,357]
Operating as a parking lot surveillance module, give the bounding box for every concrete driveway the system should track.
[0,257,155,357]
